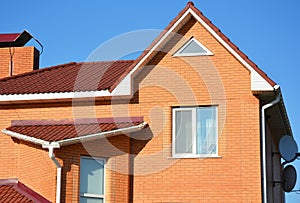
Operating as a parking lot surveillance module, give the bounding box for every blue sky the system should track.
[1,0,300,202]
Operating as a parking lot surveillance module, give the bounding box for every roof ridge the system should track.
[187,1,195,7]
[0,62,77,82]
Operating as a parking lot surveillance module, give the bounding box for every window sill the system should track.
[169,155,222,159]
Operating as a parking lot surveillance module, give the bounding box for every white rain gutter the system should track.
[1,129,48,146]
[261,85,281,203]
[42,145,61,203]
[57,122,148,146]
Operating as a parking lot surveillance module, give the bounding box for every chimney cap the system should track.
[0,30,32,48]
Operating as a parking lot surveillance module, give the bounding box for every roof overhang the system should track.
[0,90,113,103]
[255,87,293,142]
[0,89,133,104]
[2,121,148,148]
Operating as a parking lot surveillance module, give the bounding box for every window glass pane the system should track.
[175,110,193,153]
[80,158,104,195]
[80,197,103,203]
[196,107,217,154]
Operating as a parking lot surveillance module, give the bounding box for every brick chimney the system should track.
[0,31,39,78]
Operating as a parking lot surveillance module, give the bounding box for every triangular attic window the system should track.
[174,37,213,56]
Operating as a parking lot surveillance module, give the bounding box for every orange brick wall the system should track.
[0,46,39,77]
[0,16,264,202]
[128,17,262,202]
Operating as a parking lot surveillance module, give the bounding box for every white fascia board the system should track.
[0,90,117,102]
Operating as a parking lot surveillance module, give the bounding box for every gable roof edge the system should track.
[112,3,276,93]
[187,8,275,90]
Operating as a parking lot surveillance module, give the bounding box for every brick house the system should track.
[0,2,294,203]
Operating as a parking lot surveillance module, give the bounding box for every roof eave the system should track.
[255,86,293,137]
[1,129,49,146]
[0,90,132,104]
[1,122,148,148]
[56,121,148,146]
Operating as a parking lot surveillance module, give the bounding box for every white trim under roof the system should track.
[0,89,129,102]
[1,122,148,147]
[0,82,132,102]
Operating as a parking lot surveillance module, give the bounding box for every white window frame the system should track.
[80,156,106,203]
[173,37,214,57]
[172,106,218,158]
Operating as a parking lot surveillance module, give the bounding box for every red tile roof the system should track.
[0,30,33,47]
[0,179,50,203]
[0,60,134,95]
[6,117,144,142]
[110,1,276,91]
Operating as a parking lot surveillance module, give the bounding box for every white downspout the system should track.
[261,85,281,203]
[44,145,61,203]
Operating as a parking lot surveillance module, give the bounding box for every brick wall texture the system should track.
[0,46,39,77]
[0,17,267,202]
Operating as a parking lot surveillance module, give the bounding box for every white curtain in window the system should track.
[196,107,216,155]
[175,110,193,153]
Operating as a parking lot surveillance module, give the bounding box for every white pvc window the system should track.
[172,106,218,158]
[80,157,105,203]
[173,37,213,56]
